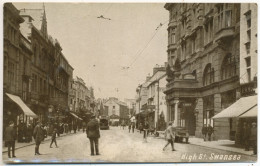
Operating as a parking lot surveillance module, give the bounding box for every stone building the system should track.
[17,4,72,123]
[164,3,241,140]
[3,3,34,130]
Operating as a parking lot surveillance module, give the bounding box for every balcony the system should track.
[215,26,235,42]
[168,43,177,51]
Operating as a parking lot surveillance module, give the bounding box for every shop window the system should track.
[221,53,236,80]
[203,63,214,86]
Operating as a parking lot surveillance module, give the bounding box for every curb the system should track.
[2,132,80,153]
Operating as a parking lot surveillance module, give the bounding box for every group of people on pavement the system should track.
[4,114,102,158]
[242,121,257,155]
[201,124,214,141]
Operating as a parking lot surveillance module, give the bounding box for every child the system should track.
[50,128,58,148]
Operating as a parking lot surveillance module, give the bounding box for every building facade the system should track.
[104,97,128,125]
[3,3,26,129]
[164,3,241,140]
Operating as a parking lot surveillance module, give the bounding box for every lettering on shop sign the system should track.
[182,103,192,107]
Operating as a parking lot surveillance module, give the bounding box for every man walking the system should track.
[86,115,100,156]
[50,128,58,148]
[33,121,44,155]
[132,122,135,133]
[163,122,175,151]
[5,121,16,158]
[143,121,149,142]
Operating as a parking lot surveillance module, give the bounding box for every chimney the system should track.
[146,73,151,81]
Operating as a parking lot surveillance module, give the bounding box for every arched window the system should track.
[203,63,214,86]
[221,53,236,80]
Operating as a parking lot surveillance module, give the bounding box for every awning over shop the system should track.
[239,105,257,118]
[69,112,83,120]
[212,95,257,119]
[6,93,37,118]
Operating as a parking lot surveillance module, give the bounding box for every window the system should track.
[171,32,176,44]
[245,11,251,29]
[247,29,251,41]
[245,57,251,82]
[217,4,232,31]
[204,19,213,44]
[221,54,236,80]
[203,63,214,86]
[181,42,186,61]
[191,36,196,54]
[8,61,15,91]
[245,42,251,54]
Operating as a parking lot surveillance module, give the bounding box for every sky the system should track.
[13,2,169,100]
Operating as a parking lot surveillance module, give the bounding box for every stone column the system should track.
[173,98,179,127]
[195,98,203,138]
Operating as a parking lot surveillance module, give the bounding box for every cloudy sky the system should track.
[13,2,168,100]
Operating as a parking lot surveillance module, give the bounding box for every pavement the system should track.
[2,128,256,158]
[2,127,257,163]
[2,131,80,153]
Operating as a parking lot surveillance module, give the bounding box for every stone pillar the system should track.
[195,98,203,138]
[213,93,229,140]
[173,98,179,127]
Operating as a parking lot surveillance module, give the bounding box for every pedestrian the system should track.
[201,125,207,141]
[243,122,250,151]
[4,121,16,158]
[33,121,44,155]
[163,122,175,151]
[73,122,77,133]
[26,123,33,143]
[86,115,101,156]
[207,124,213,141]
[143,121,149,142]
[128,122,131,133]
[132,122,135,133]
[139,123,143,133]
[50,128,58,148]
[83,121,86,133]
[249,122,257,155]
[121,120,125,130]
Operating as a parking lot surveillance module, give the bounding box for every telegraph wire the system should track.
[127,20,169,68]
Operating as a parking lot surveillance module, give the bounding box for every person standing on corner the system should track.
[163,122,176,151]
[207,124,213,141]
[249,122,257,155]
[33,121,44,155]
[201,125,207,141]
[86,115,100,156]
[5,121,16,158]
[143,120,149,142]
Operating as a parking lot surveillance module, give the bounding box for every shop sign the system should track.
[182,103,192,107]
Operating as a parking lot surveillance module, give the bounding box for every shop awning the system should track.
[239,105,257,118]
[212,95,257,119]
[69,112,83,120]
[6,93,37,118]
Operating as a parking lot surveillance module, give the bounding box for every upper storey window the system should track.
[203,63,214,86]
[216,4,232,31]
[221,53,237,80]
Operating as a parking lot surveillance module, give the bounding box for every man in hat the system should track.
[249,122,257,155]
[33,121,44,155]
[4,121,16,158]
[86,115,100,156]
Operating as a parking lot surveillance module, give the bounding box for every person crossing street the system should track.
[163,122,175,151]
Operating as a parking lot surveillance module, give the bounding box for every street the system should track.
[2,127,257,163]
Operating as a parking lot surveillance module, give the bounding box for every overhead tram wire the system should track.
[127,19,169,68]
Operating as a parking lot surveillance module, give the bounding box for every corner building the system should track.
[164,3,241,140]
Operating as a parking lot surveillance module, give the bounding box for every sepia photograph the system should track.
[1,1,258,164]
